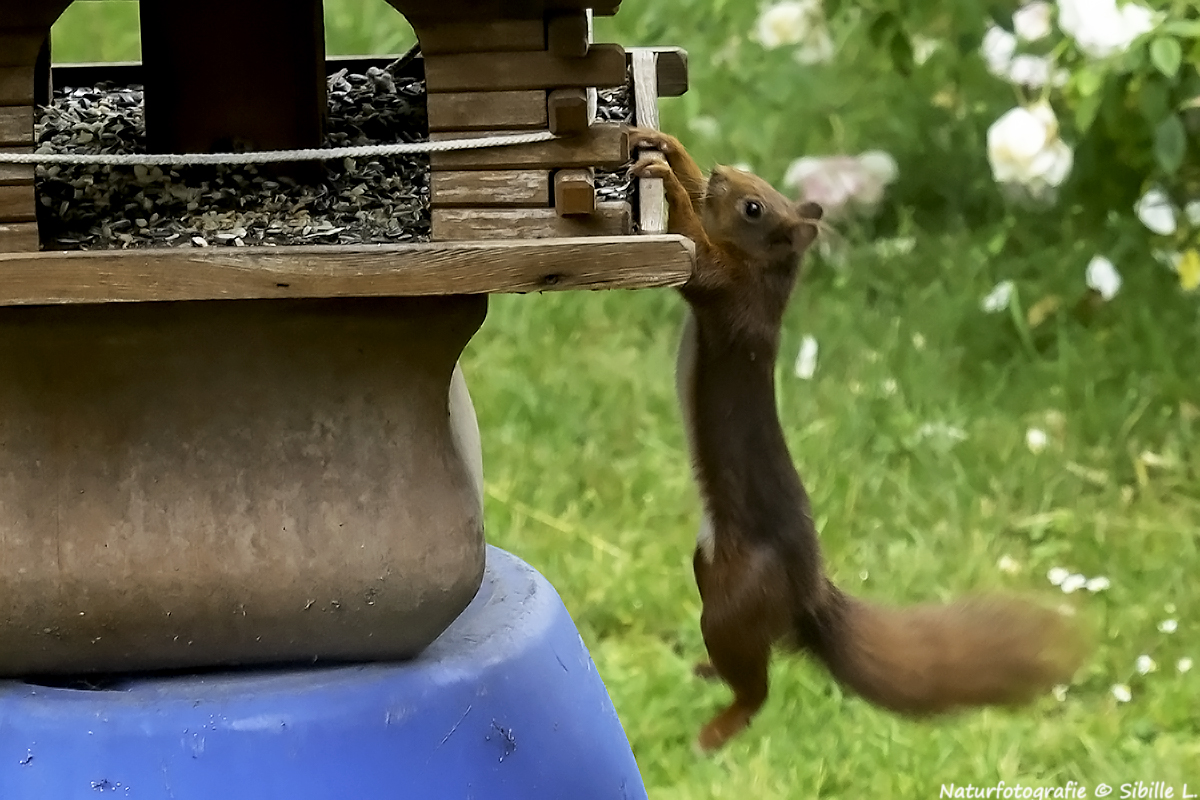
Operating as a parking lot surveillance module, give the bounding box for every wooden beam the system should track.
[0,183,36,222]
[424,44,626,92]
[431,123,628,170]
[0,235,694,304]
[0,66,34,105]
[631,49,666,235]
[554,168,596,216]
[627,47,688,97]
[427,90,547,132]
[432,169,551,207]
[547,87,589,135]
[417,20,545,55]
[0,31,48,68]
[0,106,33,146]
[0,147,33,185]
[433,201,630,240]
[546,11,590,57]
[0,221,39,253]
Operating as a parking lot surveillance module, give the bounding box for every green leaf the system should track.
[1162,20,1200,38]
[1150,37,1183,78]
[1075,90,1104,134]
[1154,114,1187,174]
[1139,77,1170,123]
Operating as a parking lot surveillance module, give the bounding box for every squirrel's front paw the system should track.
[626,126,676,154]
[631,153,672,180]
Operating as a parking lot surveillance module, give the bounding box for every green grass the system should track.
[47,1,1200,796]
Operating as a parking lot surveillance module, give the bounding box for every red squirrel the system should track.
[627,127,1086,753]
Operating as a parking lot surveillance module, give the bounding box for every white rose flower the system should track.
[981,24,1018,77]
[1086,255,1122,300]
[987,103,1074,199]
[794,336,819,379]
[1007,54,1068,89]
[795,27,836,65]
[1185,200,1200,226]
[1026,428,1049,453]
[755,0,833,62]
[1057,0,1157,58]
[1014,1,1053,41]
[981,280,1014,313]
[1135,188,1178,236]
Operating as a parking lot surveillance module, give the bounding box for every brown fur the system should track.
[628,127,1087,752]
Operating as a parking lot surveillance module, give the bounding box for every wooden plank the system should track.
[0,183,36,222]
[432,169,551,207]
[547,0,621,14]
[546,11,589,57]
[554,168,596,216]
[0,66,34,105]
[0,147,34,185]
[431,123,629,170]
[631,49,666,235]
[0,221,40,253]
[0,30,48,68]
[417,20,545,55]
[0,235,694,304]
[424,44,626,92]
[433,202,630,240]
[627,47,688,97]
[0,105,34,146]
[548,87,589,135]
[427,90,547,132]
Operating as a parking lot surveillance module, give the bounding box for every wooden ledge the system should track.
[0,235,694,306]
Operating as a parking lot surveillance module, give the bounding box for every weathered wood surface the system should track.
[431,123,628,170]
[0,105,33,145]
[432,169,551,207]
[0,183,35,221]
[0,65,34,105]
[631,48,666,235]
[0,31,47,67]
[0,221,39,252]
[433,201,630,240]
[0,146,33,185]
[547,87,589,135]
[427,90,547,131]
[417,19,545,54]
[546,11,590,57]
[628,46,688,97]
[554,168,596,216]
[424,44,626,92]
[0,235,694,305]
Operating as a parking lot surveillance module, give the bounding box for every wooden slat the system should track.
[0,31,47,68]
[546,11,589,57]
[0,183,36,222]
[424,44,626,92]
[432,169,551,207]
[431,123,628,170]
[433,202,630,240]
[631,49,666,235]
[427,90,547,132]
[417,20,545,55]
[547,0,621,14]
[0,235,694,304]
[627,47,688,98]
[547,87,589,135]
[554,168,596,216]
[0,66,35,105]
[0,106,34,145]
[0,221,40,253]
[0,147,34,185]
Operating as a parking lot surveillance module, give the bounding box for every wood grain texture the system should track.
[627,46,688,97]
[416,20,545,55]
[554,168,596,216]
[547,87,589,135]
[0,146,33,185]
[431,123,628,170]
[0,105,33,145]
[631,49,666,235]
[424,44,626,92]
[0,30,48,67]
[0,235,693,305]
[432,169,551,207]
[433,201,630,240]
[546,11,589,57]
[0,65,35,105]
[0,221,39,252]
[427,90,547,131]
[0,183,35,222]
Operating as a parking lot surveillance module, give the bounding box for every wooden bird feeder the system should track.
[0,0,691,677]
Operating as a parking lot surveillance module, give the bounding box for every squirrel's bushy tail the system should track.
[799,585,1087,715]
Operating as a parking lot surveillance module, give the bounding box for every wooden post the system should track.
[0,27,45,253]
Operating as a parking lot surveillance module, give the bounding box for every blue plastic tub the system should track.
[0,547,647,799]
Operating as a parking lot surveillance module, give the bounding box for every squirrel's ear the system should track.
[792,201,823,250]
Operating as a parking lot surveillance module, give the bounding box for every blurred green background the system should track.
[48,2,1200,797]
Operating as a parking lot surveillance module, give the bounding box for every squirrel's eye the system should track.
[742,200,764,220]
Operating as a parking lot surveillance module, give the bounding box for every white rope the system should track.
[0,130,561,166]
